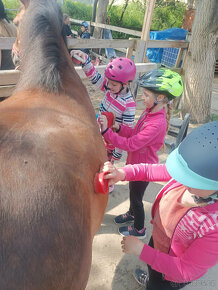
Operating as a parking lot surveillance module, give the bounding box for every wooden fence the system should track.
[0,36,189,65]
[70,18,189,64]
[0,27,189,98]
[0,61,157,98]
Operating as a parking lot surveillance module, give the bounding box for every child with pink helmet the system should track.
[70,50,136,170]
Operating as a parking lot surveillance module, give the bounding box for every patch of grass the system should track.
[211,114,218,121]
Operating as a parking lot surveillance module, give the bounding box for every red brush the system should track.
[71,54,84,65]
[94,171,109,194]
[101,112,114,128]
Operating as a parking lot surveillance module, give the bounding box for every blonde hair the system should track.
[160,97,172,153]
[166,102,172,132]
[157,94,172,132]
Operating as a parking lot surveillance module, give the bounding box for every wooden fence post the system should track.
[126,38,137,59]
[133,40,147,97]
[141,0,156,62]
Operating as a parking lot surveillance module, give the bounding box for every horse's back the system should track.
[0,91,107,289]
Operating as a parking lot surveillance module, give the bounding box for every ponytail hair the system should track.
[160,97,172,153]
[166,102,172,132]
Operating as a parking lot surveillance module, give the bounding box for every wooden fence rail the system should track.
[70,18,142,37]
[0,37,189,51]
[0,62,157,98]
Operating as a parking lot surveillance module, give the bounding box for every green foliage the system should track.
[62,0,92,20]
[151,2,186,30]
[211,114,218,121]
[2,0,20,21]
[108,0,186,39]
[108,2,145,39]
[62,0,92,33]
[2,0,186,38]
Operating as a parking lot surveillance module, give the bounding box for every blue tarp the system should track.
[146,28,188,64]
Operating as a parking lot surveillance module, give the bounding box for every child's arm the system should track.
[102,162,171,185]
[139,231,218,283]
[122,163,171,182]
[83,57,108,92]
[71,50,108,92]
[101,123,162,153]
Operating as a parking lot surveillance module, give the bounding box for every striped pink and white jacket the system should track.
[123,163,218,283]
[82,56,136,160]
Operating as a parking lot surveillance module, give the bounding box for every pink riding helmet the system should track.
[105,57,136,84]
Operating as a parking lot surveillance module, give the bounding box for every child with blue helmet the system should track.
[77,21,90,54]
[102,121,218,289]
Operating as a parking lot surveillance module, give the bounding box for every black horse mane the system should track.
[17,0,68,93]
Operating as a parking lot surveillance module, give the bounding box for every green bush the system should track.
[151,3,186,30]
[108,2,144,39]
[108,0,186,39]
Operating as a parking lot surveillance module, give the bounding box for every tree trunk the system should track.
[91,0,98,35]
[93,0,109,40]
[108,0,115,12]
[181,0,218,123]
[119,0,129,24]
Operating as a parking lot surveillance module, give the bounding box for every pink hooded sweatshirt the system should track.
[102,108,167,165]
[122,163,218,283]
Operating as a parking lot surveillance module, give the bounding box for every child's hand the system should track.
[70,50,87,64]
[112,123,120,131]
[101,161,126,186]
[98,114,108,132]
[121,236,144,256]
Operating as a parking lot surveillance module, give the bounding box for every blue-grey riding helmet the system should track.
[166,121,218,190]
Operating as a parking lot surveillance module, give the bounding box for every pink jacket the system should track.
[102,108,167,165]
[123,163,218,283]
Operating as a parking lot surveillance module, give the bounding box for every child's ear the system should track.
[157,94,165,102]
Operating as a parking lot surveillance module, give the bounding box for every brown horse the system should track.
[0,0,108,289]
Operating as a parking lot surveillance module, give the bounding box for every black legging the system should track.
[146,237,190,290]
[129,181,149,230]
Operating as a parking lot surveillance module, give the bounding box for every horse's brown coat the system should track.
[0,0,108,289]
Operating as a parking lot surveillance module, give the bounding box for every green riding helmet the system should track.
[136,68,183,100]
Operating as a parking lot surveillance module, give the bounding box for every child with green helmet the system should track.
[99,68,183,239]
[101,121,218,289]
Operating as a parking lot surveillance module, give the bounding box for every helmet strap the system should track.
[150,94,168,112]
[107,80,125,95]
[116,83,124,95]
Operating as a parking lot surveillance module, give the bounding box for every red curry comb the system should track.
[94,171,109,194]
[101,112,114,128]
[71,54,84,65]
